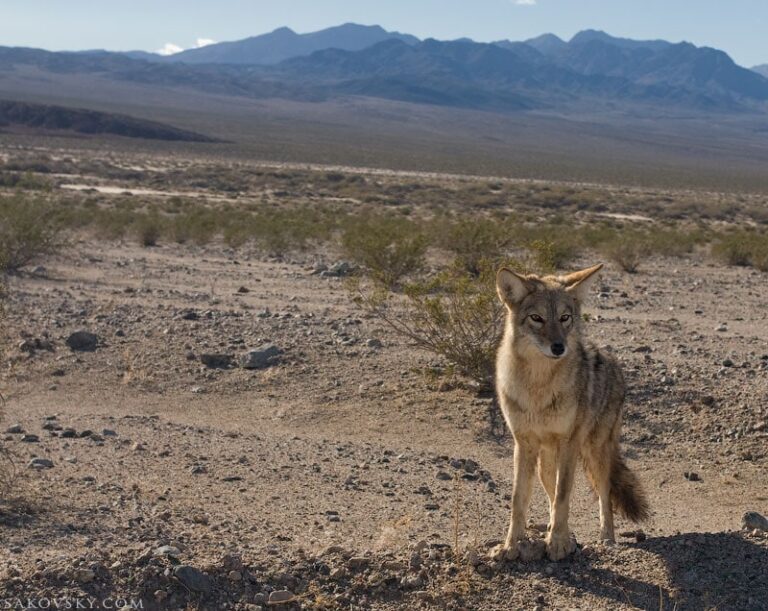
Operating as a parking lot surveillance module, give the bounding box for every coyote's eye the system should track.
[560,314,572,323]
[529,314,544,324]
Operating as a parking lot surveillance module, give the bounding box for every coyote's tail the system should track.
[610,452,650,523]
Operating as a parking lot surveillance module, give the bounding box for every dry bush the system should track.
[133,212,164,247]
[712,231,768,271]
[0,195,63,273]
[342,215,427,289]
[353,259,521,388]
[601,235,651,273]
[432,216,514,276]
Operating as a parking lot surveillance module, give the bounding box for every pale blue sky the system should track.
[2,0,766,67]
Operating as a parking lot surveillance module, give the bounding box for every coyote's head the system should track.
[496,264,603,360]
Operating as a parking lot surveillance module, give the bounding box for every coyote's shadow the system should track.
[557,532,768,610]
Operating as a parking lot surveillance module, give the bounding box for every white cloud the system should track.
[156,42,184,56]
[196,38,216,48]
[514,0,537,4]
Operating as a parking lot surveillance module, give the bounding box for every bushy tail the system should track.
[610,453,650,522]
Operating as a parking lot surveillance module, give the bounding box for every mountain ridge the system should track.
[1,26,766,117]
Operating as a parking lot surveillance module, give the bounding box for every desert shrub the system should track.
[0,171,53,190]
[133,212,164,247]
[342,215,427,288]
[712,231,768,271]
[251,207,336,254]
[599,232,651,273]
[0,195,63,273]
[353,259,526,388]
[527,239,564,274]
[523,225,579,270]
[432,216,514,276]
[170,208,218,245]
[92,208,135,240]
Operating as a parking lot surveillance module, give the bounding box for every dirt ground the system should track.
[1,156,767,610]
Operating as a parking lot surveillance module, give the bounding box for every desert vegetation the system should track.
[0,147,767,610]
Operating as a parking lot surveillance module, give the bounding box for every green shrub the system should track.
[523,225,579,270]
[342,216,427,288]
[433,217,514,276]
[600,233,650,273]
[353,259,528,388]
[133,212,164,247]
[712,232,768,271]
[171,208,218,245]
[0,195,62,272]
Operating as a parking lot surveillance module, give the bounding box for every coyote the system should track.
[492,263,649,562]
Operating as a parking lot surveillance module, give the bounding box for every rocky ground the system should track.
[0,236,766,610]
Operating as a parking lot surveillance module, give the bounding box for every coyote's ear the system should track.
[496,268,534,307]
[563,263,603,301]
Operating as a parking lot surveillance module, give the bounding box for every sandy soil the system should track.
[0,230,766,610]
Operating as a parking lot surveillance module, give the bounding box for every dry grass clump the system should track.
[0,195,63,273]
[712,231,768,271]
[354,259,526,388]
[342,215,428,289]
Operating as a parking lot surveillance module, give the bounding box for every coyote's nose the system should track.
[551,342,565,357]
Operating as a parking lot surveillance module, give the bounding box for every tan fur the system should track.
[492,264,649,562]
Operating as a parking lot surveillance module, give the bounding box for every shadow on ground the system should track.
[549,532,768,610]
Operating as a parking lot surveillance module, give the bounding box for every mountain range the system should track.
[1,24,768,190]
[753,64,768,78]
[0,23,760,115]
[163,23,419,65]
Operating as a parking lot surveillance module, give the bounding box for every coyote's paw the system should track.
[546,531,577,561]
[489,542,519,562]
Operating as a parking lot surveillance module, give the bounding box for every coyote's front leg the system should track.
[546,438,578,560]
[491,435,538,560]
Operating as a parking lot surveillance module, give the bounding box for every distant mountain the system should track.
[274,36,768,111]
[551,36,768,102]
[165,23,419,65]
[0,99,218,141]
[0,27,767,117]
[753,64,768,78]
[522,33,567,55]
[77,49,160,61]
[568,30,671,52]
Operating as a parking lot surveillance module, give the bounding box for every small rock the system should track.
[436,470,452,481]
[200,353,234,369]
[722,358,734,367]
[21,434,40,443]
[173,565,213,594]
[237,286,250,294]
[154,545,182,557]
[322,261,354,278]
[240,344,281,369]
[66,330,99,352]
[72,568,95,583]
[29,458,54,469]
[268,590,296,604]
[347,557,370,570]
[742,512,768,532]
[228,570,242,581]
[5,424,23,434]
[366,338,383,349]
[684,471,701,482]
[61,428,77,438]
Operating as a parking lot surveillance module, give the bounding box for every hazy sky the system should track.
[2,0,767,67]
